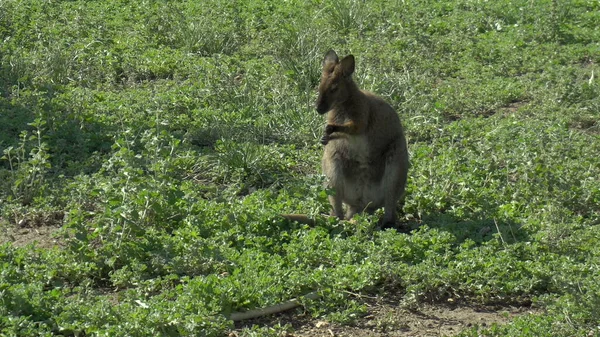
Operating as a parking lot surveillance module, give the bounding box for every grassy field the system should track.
[1,0,599,336]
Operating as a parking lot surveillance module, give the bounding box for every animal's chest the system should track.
[322,136,386,208]
[324,136,383,182]
[340,136,369,162]
[328,135,367,162]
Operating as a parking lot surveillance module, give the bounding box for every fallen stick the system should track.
[229,291,320,321]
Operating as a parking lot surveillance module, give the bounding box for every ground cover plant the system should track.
[0,0,599,336]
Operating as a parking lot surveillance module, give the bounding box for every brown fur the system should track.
[316,50,409,228]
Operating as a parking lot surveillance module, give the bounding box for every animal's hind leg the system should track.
[345,205,361,219]
[329,194,345,219]
[323,155,346,220]
[381,143,408,229]
[381,194,398,229]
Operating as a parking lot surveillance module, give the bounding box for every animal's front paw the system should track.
[324,124,336,135]
[320,135,329,145]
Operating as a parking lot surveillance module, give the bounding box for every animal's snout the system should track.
[315,96,329,114]
[316,104,329,114]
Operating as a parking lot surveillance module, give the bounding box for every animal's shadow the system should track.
[399,211,530,245]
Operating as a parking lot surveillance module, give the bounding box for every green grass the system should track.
[1,0,599,336]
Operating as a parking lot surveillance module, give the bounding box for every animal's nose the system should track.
[315,100,328,114]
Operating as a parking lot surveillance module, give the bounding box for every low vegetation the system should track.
[1,0,599,336]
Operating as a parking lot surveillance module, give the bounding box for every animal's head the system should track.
[316,50,355,114]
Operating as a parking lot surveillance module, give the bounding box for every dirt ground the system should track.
[232,300,534,337]
[0,213,64,249]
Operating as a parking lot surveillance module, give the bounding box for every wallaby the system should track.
[316,49,409,229]
[238,51,409,322]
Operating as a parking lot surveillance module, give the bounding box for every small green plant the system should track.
[1,116,51,206]
[328,0,370,34]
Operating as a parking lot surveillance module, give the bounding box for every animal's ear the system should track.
[340,55,355,77]
[323,49,339,68]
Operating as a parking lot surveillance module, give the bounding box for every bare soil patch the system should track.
[496,100,529,117]
[0,212,64,248]
[232,299,536,337]
[568,115,599,134]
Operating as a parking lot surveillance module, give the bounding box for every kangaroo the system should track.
[316,50,409,229]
